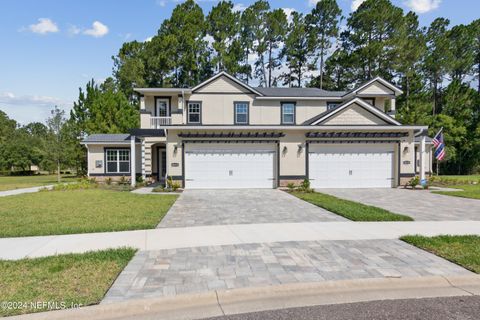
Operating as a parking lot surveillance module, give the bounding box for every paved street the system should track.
[158,189,345,228]
[321,188,480,221]
[201,296,480,320]
[102,239,471,303]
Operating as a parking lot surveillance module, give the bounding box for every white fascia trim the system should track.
[343,77,404,97]
[80,142,141,145]
[134,88,192,95]
[310,98,402,126]
[256,96,343,100]
[191,71,264,96]
[164,125,427,131]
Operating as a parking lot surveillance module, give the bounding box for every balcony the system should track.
[150,117,172,128]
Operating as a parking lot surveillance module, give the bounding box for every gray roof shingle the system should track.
[255,87,346,97]
[82,134,132,143]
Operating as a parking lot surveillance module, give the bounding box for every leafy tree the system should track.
[207,1,241,74]
[45,107,69,182]
[281,12,312,87]
[264,8,287,87]
[423,18,450,115]
[305,0,342,89]
[471,19,480,93]
[248,0,271,87]
[446,24,476,83]
[70,78,139,136]
[157,0,209,87]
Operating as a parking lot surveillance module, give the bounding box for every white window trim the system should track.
[234,102,249,124]
[106,149,130,174]
[188,102,201,124]
[281,102,295,124]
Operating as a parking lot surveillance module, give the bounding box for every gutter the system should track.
[158,125,428,131]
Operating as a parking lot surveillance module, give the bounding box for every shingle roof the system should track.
[414,136,433,144]
[82,134,133,143]
[254,87,346,97]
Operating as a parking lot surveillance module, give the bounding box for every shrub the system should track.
[407,176,420,189]
[119,176,128,185]
[166,176,181,191]
[286,182,296,191]
[299,179,314,193]
[105,177,112,185]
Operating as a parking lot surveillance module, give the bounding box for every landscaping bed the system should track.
[0,248,136,317]
[0,188,178,237]
[402,235,480,273]
[291,191,413,221]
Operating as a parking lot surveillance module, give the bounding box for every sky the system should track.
[0,0,479,124]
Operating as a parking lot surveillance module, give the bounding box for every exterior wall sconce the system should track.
[403,146,409,154]
[297,144,304,152]
[173,144,178,155]
[282,146,288,155]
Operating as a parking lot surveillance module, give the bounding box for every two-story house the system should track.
[82,71,433,189]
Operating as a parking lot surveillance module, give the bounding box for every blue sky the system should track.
[0,0,478,124]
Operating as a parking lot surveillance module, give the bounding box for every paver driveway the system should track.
[320,188,480,221]
[102,239,471,303]
[158,189,345,228]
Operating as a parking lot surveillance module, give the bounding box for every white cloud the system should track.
[156,0,167,6]
[233,3,247,12]
[28,18,59,34]
[351,0,366,11]
[308,0,319,6]
[83,21,109,38]
[404,0,441,13]
[282,8,295,24]
[0,92,68,107]
[144,36,154,42]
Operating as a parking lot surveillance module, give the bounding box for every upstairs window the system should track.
[327,102,340,111]
[234,102,249,124]
[106,149,130,174]
[188,102,201,124]
[362,98,375,106]
[281,102,295,124]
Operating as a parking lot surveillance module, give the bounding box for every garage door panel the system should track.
[185,144,276,189]
[309,144,394,189]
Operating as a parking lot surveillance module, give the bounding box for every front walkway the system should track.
[159,189,345,228]
[320,188,480,221]
[2,221,480,260]
[0,185,53,197]
[102,239,471,303]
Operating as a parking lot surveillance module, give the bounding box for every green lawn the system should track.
[0,248,136,317]
[0,174,78,191]
[402,235,480,274]
[0,189,178,237]
[291,191,413,221]
[439,175,480,181]
[433,184,480,200]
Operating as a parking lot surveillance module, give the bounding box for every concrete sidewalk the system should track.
[2,221,480,260]
[0,185,53,197]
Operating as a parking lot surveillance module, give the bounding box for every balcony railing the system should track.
[150,117,172,128]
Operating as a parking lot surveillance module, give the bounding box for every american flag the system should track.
[433,130,446,161]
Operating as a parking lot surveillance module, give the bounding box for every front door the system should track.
[158,149,167,181]
[156,98,170,117]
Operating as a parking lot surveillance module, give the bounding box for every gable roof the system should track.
[191,71,264,96]
[255,87,345,98]
[344,76,403,97]
[303,98,402,126]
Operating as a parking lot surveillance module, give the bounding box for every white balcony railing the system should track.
[150,117,172,128]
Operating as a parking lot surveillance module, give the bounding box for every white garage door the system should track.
[309,144,395,188]
[185,144,276,189]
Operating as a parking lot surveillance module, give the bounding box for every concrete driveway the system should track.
[158,189,345,228]
[320,188,480,221]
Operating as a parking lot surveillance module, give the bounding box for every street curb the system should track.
[8,275,480,320]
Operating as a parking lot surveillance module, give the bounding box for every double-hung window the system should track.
[327,102,340,111]
[106,149,130,174]
[281,102,295,124]
[234,102,249,124]
[188,102,201,124]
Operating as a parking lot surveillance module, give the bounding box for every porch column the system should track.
[131,135,136,187]
[141,139,146,180]
[419,133,426,182]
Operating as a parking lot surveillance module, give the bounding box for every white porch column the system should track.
[140,95,145,110]
[131,135,136,187]
[141,139,146,180]
[419,134,426,182]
